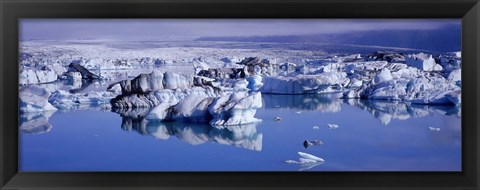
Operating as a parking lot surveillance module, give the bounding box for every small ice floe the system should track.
[327,124,339,129]
[274,116,282,122]
[303,140,323,148]
[312,126,320,130]
[274,105,281,108]
[429,127,441,132]
[285,152,325,171]
[296,111,302,114]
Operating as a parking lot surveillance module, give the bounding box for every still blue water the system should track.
[19,94,461,171]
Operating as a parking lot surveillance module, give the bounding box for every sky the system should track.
[20,19,460,41]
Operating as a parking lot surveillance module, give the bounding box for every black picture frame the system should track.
[1,0,479,189]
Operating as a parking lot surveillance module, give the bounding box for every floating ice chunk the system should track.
[312,126,320,130]
[298,152,325,162]
[274,116,282,122]
[429,127,441,132]
[327,124,339,129]
[286,152,325,169]
[361,76,460,104]
[49,90,117,111]
[19,85,58,112]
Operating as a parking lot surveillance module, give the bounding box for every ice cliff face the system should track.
[142,91,262,126]
[115,70,194,95]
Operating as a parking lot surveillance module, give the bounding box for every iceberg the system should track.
[286,152,325,171]
[49,90,118,111]
[327,124,339,129]
[359,75,460,105]
[112,70,194,95]
[143,91,262,126]
[405,53,442,71]
[209,92,263,126]
[260,73,349,94]
[19,85,58,112]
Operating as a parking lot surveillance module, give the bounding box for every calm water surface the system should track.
[19,94,461,171]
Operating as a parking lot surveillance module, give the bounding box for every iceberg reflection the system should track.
[117,109,263,151]
[344,99,460,125]
[262,93,342,112]
[19,111,56,134]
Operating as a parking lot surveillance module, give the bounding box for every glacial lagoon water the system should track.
[19,94,461,171]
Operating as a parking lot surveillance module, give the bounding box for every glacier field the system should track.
[19,40,461,171]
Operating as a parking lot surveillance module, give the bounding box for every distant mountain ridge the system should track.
[196,26,461,53]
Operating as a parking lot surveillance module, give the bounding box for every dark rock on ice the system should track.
[68,63,100,79]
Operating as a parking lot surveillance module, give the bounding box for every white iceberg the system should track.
[405,53,442,71]
[286,152,325,171]
[327,123,339,129]
[209,92,263,126]
[260,73,348,94]
[49,90,118,110]
[19,85,58,112]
